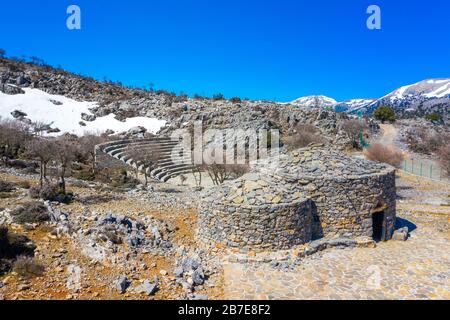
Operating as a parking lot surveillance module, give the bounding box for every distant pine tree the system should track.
[374,106,396,123]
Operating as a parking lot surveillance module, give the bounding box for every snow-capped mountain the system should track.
[290,79,450,121]
[347,79,450,119]
[333,99,376,113]
[291,95,337,108]
[383,79,450,101]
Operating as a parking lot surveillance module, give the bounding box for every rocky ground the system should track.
[0,167,448,300]
[0,170,223,300]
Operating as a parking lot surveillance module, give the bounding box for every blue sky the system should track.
[0,0,449,101]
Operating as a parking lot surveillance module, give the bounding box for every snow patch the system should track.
[0,88,166,136]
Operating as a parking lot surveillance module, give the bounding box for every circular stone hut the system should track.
[197,146,397,250]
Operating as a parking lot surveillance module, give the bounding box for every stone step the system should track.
[98,137,194,183]
[135,156,191,171]
[101,139,178,153]
[108,146,185,160]
[106,143,180,155]
[154,165,194,180]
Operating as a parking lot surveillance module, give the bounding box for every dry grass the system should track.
[364,143,404,168]
[439,145,450,178]
[284,124,324,150]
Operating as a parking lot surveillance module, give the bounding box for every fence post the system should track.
[430,165,433,179]
[420,162,423,177]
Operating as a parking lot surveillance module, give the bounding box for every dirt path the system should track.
[377,124,448,182]
[378,124,399,147]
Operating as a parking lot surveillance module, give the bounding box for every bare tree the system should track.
[30,121,53,137]
[341,119,367,149]
[0,118,30,165]
[126,145,162,186]
[54,135,79,194]
[202,163,249,186]
[0,49,6,58]
[25,138,56,188]
[80,133,108,175]
[191,165,203,187]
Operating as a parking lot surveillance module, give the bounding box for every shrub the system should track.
[16,180,31,189]
[425,113,442,122]
[364,143,404,168]
[7,159,29,169]
[405,129,450,155]
[374,106,396,123]
[227,164,250,178]
[40,183,59,201]
[230,97,242,104]
[76,169,96,182]
[29,184,59,201]
[284,124,324,150]
[340,119,367,149]
[212,93,225,101]
[0,180,15,192]
[11,202,50,224]
[28,186,41,199]
[110,170,140,190]
[0,226,36,261]
[21,166,37,175]
[0,193,14,199]
[13,256,45,278]
[193,94,205,101]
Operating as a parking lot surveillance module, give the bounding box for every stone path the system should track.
[223,212,449,300]
[223,170,450,302]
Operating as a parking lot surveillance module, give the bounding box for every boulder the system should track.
[16,76,30,86]
[392,227,409,241]
[135,280,158,296]
[173,267,184,278]
[116,276,131,294]
[0,84,24,95]
[11,110,27,119]
[191,269,205,285]
[81,113,97,122]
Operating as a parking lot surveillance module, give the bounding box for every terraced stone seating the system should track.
[96,137,194,182]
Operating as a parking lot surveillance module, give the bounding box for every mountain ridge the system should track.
[290,78,450,121]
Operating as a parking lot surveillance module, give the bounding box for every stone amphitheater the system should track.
[198,145,397,250]
[95,137,193,183]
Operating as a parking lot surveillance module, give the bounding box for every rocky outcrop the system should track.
[0,83,24,95]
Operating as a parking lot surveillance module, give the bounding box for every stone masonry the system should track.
[198,145,397,250]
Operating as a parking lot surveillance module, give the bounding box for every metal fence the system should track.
[400,159,447,182]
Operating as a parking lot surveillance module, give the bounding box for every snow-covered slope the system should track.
[382,79,450,101]
[351,79,450,118]
[0,88,166,136]
[334,99,376,113]
[291,95,337,108]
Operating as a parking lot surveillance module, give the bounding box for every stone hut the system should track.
[197,146,397,250]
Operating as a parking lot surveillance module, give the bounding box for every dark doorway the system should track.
[372,212,385,241]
